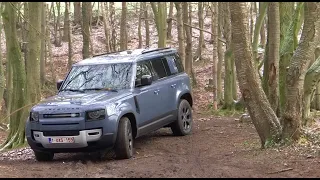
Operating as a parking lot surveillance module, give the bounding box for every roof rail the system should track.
[141,47,171,54]
[92,50,124,57]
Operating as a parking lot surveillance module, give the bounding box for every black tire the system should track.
[34,151,54,162]
[114,117,133,159]
[171,99,193,136]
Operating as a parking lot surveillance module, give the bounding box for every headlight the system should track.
[86,109,105,121]
[30,112,39,122]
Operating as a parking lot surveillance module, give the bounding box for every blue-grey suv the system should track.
[25,48,193,161]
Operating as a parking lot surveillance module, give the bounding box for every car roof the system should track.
[73,47,178,66]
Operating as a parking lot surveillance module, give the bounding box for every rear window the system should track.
[150,58,168,79]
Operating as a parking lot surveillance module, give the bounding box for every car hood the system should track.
[35,89,132,107]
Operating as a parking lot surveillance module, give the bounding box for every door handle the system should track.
[154,90,159,95]
[171,84,176,88]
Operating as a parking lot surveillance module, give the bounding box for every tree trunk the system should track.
[101,2,110,52]
[26,2,41,104]
[279,2,304,116]
[229,2,282,148]
[74,2,81,25]
[138,2,142,48]
[40,2,46,87]
[1,2,29,149]
[82,2,91,59]
[143,2,150,47]
[279,3,294,47]
[183,2,192,77]
[211,2,218,110]
[260,19,266,48]
[282,2,320,140]
[67,2,72,70]
[54,2,62,47]
[222,2,235,110]
[217,2,223,104]
[62,2,69,42]
[120,2,127,51]
[194,2,205,61]
[312,48,320,110]
[0,3,4,108]
[89,3,94,55]
[249,2,254,43]
[252,2,268,64]
[167,2,174,40]
[263,2,280,114]
[22,2,29,70]
[151,2,167,48]
[303,56,320,123]
[109,2,116,51]
[174,2,185,67]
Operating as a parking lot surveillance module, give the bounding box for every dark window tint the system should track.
[173,53,184,73]
[136,61,153,80]
[150,58,167,79]
[166,56,179,75]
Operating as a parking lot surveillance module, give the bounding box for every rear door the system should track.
[164,53,185,113]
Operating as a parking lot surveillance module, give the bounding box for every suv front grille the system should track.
[42,130,80,136]
[43,113,81,118]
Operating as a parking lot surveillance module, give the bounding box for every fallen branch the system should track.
[268,168,293,174]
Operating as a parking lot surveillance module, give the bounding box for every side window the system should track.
[150,58,168,79]
[173,53,184,73]
[135,61,157,86]
[166,56,179,75]
[136,61,153,79]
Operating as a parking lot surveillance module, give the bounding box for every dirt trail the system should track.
[0,115,319,178]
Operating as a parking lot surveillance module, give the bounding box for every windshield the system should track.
[60,63,133,92]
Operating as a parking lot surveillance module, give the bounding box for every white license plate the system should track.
[48,137,75,143]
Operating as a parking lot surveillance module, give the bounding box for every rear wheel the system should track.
[34,151,54,161]
[114,117,133,159]
[171,99,193,136]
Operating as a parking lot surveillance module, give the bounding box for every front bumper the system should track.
[27,130,115,153]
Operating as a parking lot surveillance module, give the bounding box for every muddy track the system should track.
[0,115,319,178]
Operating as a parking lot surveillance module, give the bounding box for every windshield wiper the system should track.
[82,88,118,92]
[60,89,85,93]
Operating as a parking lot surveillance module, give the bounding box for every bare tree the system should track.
[282,2,320,140]
[82,2,91,58]
[62,2,69,42]
[143,2,150,47]
[101,2,110,52]
[109,2,116,51]
[211,2,218,110]
[40,2,46,86]
[174,2,185,67]
[263,2,280,114]
[138,2,142,48]
[167,2,174,40]
[229,2,282,147]
[74,2,81,25]
[151,2,167,48]
[183,2,192,77]
[120,2,128,51]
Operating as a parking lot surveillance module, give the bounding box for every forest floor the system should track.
[0,14,320,177]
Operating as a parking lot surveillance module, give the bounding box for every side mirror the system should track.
[56,80,64,90]
[137,75,152,87]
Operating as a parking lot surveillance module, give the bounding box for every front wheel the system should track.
[34,151,54,161]
[114,117,133,159]
[171,99,193,136]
